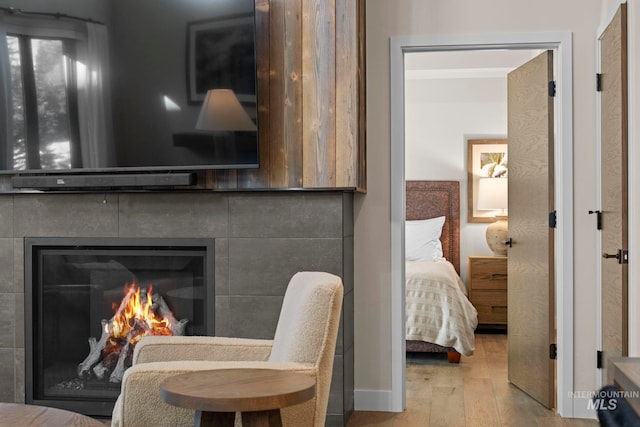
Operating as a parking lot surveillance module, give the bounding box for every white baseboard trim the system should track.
[354,388,599,419]
[572,397,598,419]
[354,389,399,412]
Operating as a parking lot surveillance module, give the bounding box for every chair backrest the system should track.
[269,272,343,365]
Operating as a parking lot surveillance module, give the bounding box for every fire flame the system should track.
[103,283,173,355]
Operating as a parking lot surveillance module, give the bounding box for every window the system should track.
[6,34,80,170]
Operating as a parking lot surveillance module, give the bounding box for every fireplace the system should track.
[24,237,215,416]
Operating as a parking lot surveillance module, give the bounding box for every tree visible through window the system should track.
[7,34,78,170]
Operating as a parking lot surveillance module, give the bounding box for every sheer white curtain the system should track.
[78,22,114,168]
[0,24,14,169]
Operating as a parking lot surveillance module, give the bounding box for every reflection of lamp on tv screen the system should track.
[196,90,256,132]
[190,89,258,168]
[0,0,259,178]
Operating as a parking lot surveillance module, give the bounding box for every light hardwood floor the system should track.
[347,334,600,427]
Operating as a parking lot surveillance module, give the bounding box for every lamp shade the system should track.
[195,89,256,132]
[478,177,509,256]
[477,177,508,211]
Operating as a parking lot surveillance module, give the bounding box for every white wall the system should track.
[355,0,601,413]
[405,73,508,283]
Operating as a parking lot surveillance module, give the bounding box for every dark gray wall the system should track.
[0,191,354,426]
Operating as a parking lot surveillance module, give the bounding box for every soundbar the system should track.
[11,173,196,190]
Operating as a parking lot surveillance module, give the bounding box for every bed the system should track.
[405,181,478,362]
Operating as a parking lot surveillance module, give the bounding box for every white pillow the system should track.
[405,216,446,261]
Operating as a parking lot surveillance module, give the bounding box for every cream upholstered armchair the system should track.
[111,271,343,427]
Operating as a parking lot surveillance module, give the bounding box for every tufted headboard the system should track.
[406,181,461,274]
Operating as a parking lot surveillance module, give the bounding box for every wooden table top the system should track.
[0,403,106,427]
[610,357,640,415]
[160,368,316,413]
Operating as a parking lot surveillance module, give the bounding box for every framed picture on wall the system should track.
[467,138,508,223]
[186,14,256,104]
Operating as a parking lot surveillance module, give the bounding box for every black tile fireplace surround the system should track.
[25,237,215,416]
[0,191,354,426]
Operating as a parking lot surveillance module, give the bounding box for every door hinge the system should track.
[549,210,557,229]
[548,80,556,97]
[596,73,603,92]
[597,350,603,369]
[550,343,557,360]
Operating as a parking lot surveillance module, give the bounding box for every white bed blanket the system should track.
[405,260,478,356]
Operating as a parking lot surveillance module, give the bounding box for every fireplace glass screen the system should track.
[25,238,214,416]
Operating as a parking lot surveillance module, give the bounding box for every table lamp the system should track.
[477,177,508,256]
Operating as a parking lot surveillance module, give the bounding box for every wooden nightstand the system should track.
[468,255,508,328]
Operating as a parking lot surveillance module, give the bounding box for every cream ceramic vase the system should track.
[486,215,508,256]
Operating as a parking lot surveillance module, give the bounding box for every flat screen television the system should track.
[0,0,258,188]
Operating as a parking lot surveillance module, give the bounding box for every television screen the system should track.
[0,0,258,175]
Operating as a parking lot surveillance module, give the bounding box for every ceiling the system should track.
[405,49,543,80]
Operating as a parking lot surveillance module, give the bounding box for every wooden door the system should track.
[507,50,555,408]
[600,3,628,384]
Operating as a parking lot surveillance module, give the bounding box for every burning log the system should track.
[172,318,189,336]
[76,283,189,384]
[92,360,110,381]
[152,293,189,335]
[77,319,109,379]
[93,349,121,380]
[109,341,131,383]
[102,350,120,370]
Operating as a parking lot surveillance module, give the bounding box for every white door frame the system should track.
[389,32,574,416]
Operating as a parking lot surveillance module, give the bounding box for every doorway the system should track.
[403,49,539,283]
[389,33,574,416]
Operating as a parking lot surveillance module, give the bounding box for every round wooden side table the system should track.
[160,368,316,427]
[0,403,106,427]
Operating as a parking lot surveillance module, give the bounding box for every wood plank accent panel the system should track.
[283,0,303,187]
[336,0,358,187]
[268,0,287,187]
[205,0,365,191]
[302,0,336,187]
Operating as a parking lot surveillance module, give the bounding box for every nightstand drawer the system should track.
[468,255,508,327]
[472,290,508,324]
[475,303,508,324]
[471,273,508,290]
[468,258,507,290]
[471,289,507,306]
